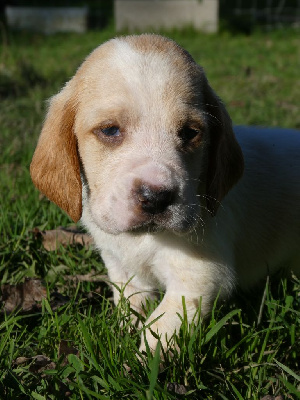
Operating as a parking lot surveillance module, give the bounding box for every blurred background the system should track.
[1,0,300,34]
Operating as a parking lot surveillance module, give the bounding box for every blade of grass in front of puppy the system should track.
[77,316,103,374]
[146,342,161,400]
[75,325,122,394]
[278,377,300,399]
[274,359,300,382]
[0,324,14,359]
[228,382,244,400]
[31,392,47,400]
[204,309,241,344]
[74,381,110,400]
[275,359,300,397]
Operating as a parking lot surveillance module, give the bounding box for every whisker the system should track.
[201,111,222,126]
[195,194,224,211]
[183,177,202,182]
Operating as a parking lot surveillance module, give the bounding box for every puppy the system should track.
[30,34,300,353]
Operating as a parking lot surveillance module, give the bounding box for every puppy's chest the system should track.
[98,231,182,288]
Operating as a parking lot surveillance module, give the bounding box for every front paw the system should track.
[138,324,178,358]
[139,328,161,355]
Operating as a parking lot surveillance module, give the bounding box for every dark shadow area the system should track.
[220,0,300,34]
[0,59,47,98]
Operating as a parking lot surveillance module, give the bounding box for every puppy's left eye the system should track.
[101,126,120,137]
[178,126,202,152]
[179,127,200,142]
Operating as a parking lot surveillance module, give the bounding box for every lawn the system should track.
[0,26,300,399]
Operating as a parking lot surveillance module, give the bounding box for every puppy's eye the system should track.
[178,126,202,152]
[179,127,199,142]
[93,124,123,144]
[101,126,120,137]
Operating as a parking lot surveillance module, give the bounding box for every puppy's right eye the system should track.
[92,124,123,144]
[101,126,120,137]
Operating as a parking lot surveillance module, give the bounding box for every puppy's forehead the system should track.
[112,36,197,95]
[83,35,199,98]
[76,35,203,131]
[114,35,195,73]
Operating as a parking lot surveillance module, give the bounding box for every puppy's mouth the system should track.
[128,204,199,235]
[129,221,163,234]
[127,207,171,233]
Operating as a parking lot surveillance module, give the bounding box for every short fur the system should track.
[31,34,300,352]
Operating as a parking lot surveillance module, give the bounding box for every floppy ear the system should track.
[30,83,82,222]
[203,76,244,215]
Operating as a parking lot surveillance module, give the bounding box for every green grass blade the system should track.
[146,342,161,400]
[204,309,240,344]
[229,382,244,400]
[274,359,300,382]
[31,392,47,400]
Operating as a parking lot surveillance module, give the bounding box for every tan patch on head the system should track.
[124,34,195,65]
[122,34,199,91]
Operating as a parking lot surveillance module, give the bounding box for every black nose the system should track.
[137,184,176,215]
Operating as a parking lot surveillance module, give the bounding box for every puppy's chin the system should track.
[94,217,164,236]
[129,222,163,234]
[129,218,197,236]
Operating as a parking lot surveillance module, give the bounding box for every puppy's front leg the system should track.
[139,291,202,354]
[112,275,157,321]
[103,252,156,321]
[139,264,234,354]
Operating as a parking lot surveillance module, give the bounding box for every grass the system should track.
[1,26,300,399]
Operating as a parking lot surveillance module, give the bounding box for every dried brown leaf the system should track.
[59,339,80,366]
[14,356,31,366]
[64,272,108,283]
[1,278,47,313]
[33,226,94,251]
[167,382,188,394]
[29,355,56,373]
[13,354,55,373]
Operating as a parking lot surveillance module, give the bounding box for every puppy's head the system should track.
[30,34,244,234]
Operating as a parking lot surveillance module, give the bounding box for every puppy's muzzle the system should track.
[136,183,177,215]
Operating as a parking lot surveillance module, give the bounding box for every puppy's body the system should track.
[30,35,300,352]
[82,125,300,349]
[223,126,300,288]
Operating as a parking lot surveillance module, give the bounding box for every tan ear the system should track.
[30,84,82,222]
[203,76,244,215]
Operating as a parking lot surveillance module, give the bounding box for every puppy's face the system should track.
[76,37,208,234]
[30,35,244,234]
